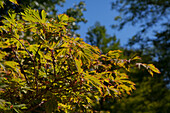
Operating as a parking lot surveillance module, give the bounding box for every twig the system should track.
[13,37,34,61]
[24,101,47,113]
[51,49,56,77]
[14,37,38,92]
[12,47,30,85]
[34,44,42,61]
[33,44,42,92]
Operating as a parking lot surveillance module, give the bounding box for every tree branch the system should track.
[51,49,56,77]
[12,47,30,85]
[14,37,34,61]
[24,101,47,113]
[14,37,38,92]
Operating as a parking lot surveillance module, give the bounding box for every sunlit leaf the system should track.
[74,58,83,74]
[9,0,18,5]
[0,1,4,8]
[58,14,69,21]
[148,64,161,74]
[41,10,46,23]
[132,56,141,60]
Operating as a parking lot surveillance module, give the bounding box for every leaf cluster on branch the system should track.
[0,1,160,113]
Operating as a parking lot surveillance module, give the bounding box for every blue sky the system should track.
[57,0,140,46]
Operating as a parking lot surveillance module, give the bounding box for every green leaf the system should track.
[68,17,76,22]
[13,108,20,113]
[58,14,69,22]
[114,16,122,20]
[13,104,26,108]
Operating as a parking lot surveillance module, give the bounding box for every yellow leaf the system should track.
[74,58,83,74]
[107,50,122,58]
[148,64,161,74]
[86,96,93,103]
[9,0,18,5]
[4,61,18,67]
[0,1,4,8]
[148,70,153,77]
[41,10,46,23]
[58,14,69,21]
[132,56,141,60]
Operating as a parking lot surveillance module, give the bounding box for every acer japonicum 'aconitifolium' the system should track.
[0,2,160,113]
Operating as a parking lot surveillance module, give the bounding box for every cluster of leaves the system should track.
[0,0,86,37]
[0,0,65,15]
[0,0,19,7]
[0,1,160,113]
[90,0,169,112]
[112,0,170,84]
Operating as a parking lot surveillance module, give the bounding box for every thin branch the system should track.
[14,37,34,61]
[24,101,47,113]
[12,47,30,85]
[51,49,56,77]
[33,44,42,93]
[14,37,38,92]
[34,44,42,61]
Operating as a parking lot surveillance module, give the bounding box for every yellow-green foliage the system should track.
[0,2,160,113]
[0,0,18,8]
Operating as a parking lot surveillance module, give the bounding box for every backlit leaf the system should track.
[41,10,46,23]
[148,64,161,74]
[9,0,18,5]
